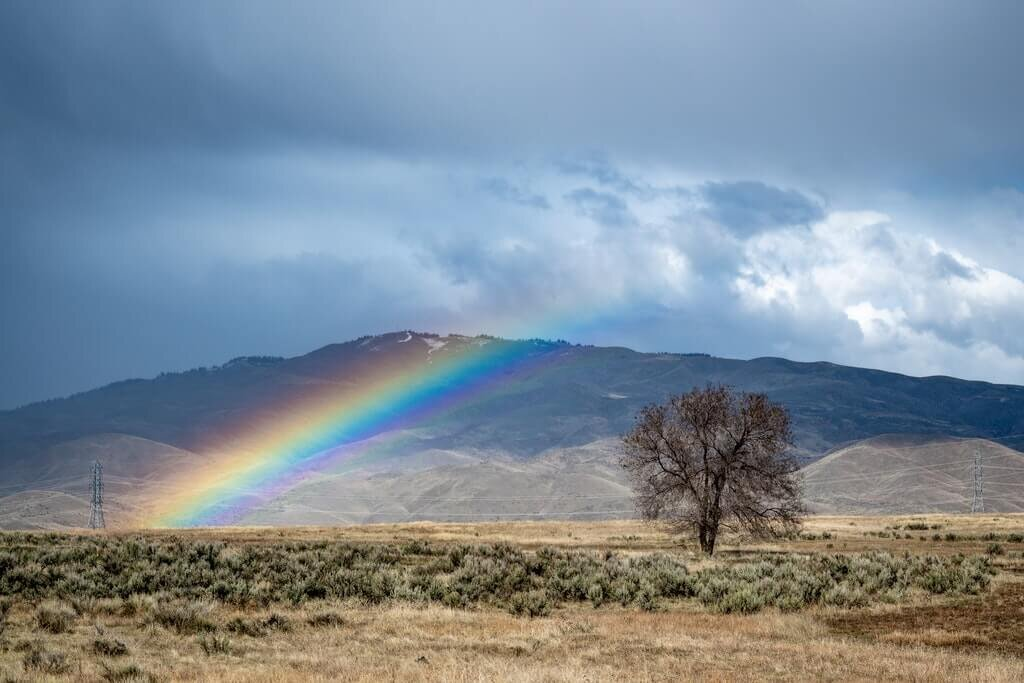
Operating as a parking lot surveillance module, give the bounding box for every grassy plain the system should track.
[1,514,1022,682]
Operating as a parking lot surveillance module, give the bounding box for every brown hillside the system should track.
[802,435,1024,514]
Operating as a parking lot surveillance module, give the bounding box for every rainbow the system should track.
[148,334,565,527]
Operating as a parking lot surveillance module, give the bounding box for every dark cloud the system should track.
[479,178,550,210]
[0,247,451,408]
[1,2,1024,406]
[556,157,650,197]
[564,188,633,227]
[423,238,564,309]
[702,181,824,234]
[2,2,1022,182]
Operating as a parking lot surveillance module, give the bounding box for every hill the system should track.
[1,331,1023,526]
[242,438,633,525]
[0,434,204,529]
[802,435,1024,514]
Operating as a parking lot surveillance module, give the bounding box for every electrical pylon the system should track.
[89,460,106,529]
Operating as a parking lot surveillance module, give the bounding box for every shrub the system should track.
[823,585,868,608]
[36,601,76,634]
[920,556,992,595]
[775,591,807,612]
[716,585,765,614]
[93,637,129,657]
[586,583,604,607]
[306,611,345,628]
[986,543,1005,556]
[197,634,232,655]
[122,595,156,617]
[634,583,661,612]
[153,601,216,634]
[508,590,552,617]
[73,597,126,617]
[226,617,266,637]
[0,535,999,619]
[441,591,467,609]
[100,662,154,682]
[687,552,991,613]
[1007,533,1023,543]
[227,613,292,637]
[262,612,292,631]
[22,644,72,675]
[0,597,9,638]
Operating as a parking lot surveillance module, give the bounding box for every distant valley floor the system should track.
[2,433,1023,530]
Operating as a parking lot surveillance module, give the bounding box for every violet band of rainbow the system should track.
[148,338,564,527]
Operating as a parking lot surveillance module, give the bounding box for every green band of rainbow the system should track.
[148,337,565,526]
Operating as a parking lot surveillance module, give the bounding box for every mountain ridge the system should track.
[3,331,1023,456]
[2,331,1023,527]
[10,334,1024,416]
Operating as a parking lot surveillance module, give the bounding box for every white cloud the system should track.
[732,209,1024,382]
[844,302,908,347]
[403,164,1024,385]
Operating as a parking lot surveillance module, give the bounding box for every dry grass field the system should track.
[1,514,1023,682]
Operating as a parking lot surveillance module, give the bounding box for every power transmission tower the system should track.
[89,460,106,529]
[971,447,984,514]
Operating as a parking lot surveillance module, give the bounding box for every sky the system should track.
[2,1,1024,409]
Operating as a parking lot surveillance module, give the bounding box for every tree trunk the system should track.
[698,522,718,554]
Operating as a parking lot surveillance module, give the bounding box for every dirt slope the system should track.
[802,435,1024,514]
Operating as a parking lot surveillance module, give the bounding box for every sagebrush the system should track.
[0,534,994,616]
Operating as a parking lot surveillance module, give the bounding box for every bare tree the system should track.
[621,384,804,554]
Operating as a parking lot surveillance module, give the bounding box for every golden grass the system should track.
[3,602,1023,682]
[81,512,1024,552]
[2,514,1023,681]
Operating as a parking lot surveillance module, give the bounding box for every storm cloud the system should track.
[702,182,824,235]
[2,1,1024,407]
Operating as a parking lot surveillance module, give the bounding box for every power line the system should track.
[0,474,93,493]
[966,464,1024,473]
[970,474,1024,484]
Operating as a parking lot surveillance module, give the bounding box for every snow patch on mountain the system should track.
[423,337,448,354]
